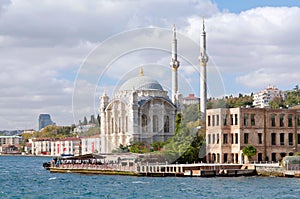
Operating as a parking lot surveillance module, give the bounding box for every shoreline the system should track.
[2,155,299,178]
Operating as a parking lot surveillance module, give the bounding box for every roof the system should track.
[60,154,105,160]
[119,76,163,91]
[138,96,175,107]
[184,94,199,100]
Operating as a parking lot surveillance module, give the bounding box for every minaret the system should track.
[170,24,180,105]
[199,17,209,127]
[99,89,109,153]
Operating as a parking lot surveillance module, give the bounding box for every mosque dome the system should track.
[119,75,163,91]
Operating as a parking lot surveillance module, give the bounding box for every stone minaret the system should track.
[199,17,209,126]
[169,24,180,106]
[99,89,109,153]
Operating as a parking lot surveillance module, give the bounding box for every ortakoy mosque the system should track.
[99,23,208,153]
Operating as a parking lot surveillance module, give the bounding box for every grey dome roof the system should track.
[119,76,163,91]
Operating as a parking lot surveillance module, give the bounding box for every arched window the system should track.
[164,115,169,133]
[142,114,147,132]
[111,118,114,133]
[125,116,128,132]
[153,115,158,132]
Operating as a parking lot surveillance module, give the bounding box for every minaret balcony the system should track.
[170,60,180,68]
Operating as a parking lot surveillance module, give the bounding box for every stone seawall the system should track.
[256,165,285,177]
[255,164,300,177]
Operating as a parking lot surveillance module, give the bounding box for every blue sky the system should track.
[214,0,300,13]
[0,0,299,130]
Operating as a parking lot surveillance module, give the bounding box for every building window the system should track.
[223,114,227,126]
[280,114,284,127]
[297,115,300,126]
[272,153,276,162]
[235,133,238,144]
[153,115,158,132]
[258,153,263,162]
[217,134,219,144]
[230,114,234,125]
[288,133,293,145]
[231,134,234,144]
[111,118,114,133]
[244,133,249,144]
[280,152,286,158]
[142,114,148,132]
[224,153,228,163]
[244,114,249,126]
[118,118,121,133]
[223,134,228,144]
[212,115,215,126]
[288,114,293,127]
[125,116,128,132]
[271,133,276,145]
[235,114,238,125]
[258,133,262,144]
[212,134,215,144]
[216,115,220,126]
[298,134,300,145]
[208,134,211,144]
[280,133,284,146]
[251,114,255,126]
[271,114,276,127]
[164,115,169,133]
[208,115,211,126]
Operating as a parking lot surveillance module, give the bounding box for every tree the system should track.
[269,96,284,109]
[96,114,101,127]
[242,145,257,162]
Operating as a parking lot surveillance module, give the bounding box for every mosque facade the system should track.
[99,26,182,153]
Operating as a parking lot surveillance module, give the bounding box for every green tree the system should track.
[242,145,257,162]
[96,114,101,127]
[129,142,150,153]
[183,104,199,123]
[151,141,165,151]
[269,96,284,109]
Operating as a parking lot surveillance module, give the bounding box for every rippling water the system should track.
[0,156,300,199]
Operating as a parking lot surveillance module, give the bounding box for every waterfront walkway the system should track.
[49,162,257,177]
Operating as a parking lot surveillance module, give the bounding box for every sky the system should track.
[1,0,300,130]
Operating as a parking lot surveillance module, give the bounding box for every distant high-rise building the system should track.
[38,114,55,130]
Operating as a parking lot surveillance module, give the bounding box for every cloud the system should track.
[236,68,300,89]
[1,1,299,129]
[182,6,300,92]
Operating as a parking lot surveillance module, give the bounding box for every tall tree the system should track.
[242,145,257,162]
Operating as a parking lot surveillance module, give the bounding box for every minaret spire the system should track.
[199,17,209,128]
[170,24,180,106]
[139,66,144,76]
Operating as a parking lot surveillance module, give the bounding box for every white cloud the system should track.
[1,0,299,129]
[182,6,300,92]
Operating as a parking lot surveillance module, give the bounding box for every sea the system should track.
[0,156,299,199]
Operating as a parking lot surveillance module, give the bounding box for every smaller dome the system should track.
[119,76,163,91]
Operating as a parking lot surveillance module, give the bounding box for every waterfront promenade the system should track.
[49,160,257,177]
[47,156,300,177]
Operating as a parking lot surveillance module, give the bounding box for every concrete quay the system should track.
[49,162,256,177]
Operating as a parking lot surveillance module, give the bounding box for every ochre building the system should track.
[206,107,300,163]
